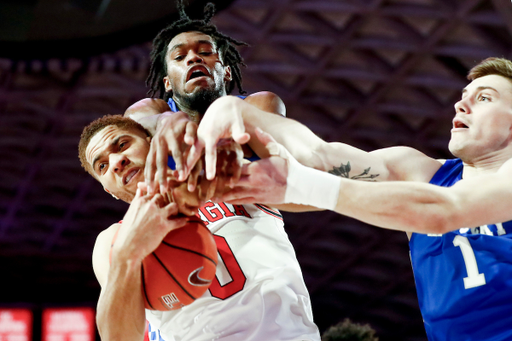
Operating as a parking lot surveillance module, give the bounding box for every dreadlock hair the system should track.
[146,0,248,100]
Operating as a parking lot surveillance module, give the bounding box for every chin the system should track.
[178,87,224,113]
[448,145,462,158]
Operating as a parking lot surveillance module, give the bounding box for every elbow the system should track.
[412,204,462,234]
[423,213,453,234]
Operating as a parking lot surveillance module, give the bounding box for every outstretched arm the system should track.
[93,189,187,341]
[217,129,512,234]
[194,95,415,183]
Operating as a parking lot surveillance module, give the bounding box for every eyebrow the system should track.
[91,135,126,174]
[462,86,499,95]
[168,40,215,54]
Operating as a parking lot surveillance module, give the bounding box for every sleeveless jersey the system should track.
[410,159,512,341]
[146,203,319,341]
[145,97,319,341]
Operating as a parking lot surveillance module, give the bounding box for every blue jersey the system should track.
[410,159,512,341]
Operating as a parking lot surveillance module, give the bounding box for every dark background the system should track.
[2,0,512,339]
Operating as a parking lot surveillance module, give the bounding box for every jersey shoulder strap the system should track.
[429,159,463,187]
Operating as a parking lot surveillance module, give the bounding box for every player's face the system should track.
[85,125,150,203]
[449,74,512,161]
[163,31,232,111]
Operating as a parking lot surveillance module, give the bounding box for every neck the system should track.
[461,152,512,178]
[172,88,227,123]
[172,100,202,123]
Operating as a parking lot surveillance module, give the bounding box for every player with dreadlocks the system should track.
[126,0,288,192]
[91,1,321,341]
[146,1,246,101]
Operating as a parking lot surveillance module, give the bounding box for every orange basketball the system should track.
[141,217,218,311]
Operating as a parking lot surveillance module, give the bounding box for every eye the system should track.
[119,141,128,149]
[478,94,490,102]
[174,55,184,61]
[200,51,213,56]
[99,163,107,172]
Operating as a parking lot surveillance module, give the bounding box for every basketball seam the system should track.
[160,241,218,266]
[152,252,197,301]
[141,264,156,310]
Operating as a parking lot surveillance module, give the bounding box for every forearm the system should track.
[233,98,386,178]
[96,257,146,341]
[229,98,330,169]
[283,156,457,234]
[334,179,457,234]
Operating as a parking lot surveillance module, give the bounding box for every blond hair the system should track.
[468,57,512,81]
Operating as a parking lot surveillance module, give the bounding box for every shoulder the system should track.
[369,146,443,182]
[92,223,122,287]
[124,98,170,122]
[243,91,286,117]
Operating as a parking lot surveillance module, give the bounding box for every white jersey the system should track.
[145,202,320,341]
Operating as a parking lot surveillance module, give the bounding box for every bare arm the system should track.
[125,98,172,135]
[331,160,512,233]
[92,189,187,341]
[199,95,423,182]
[219,129,512,235]
[94,228,147,341]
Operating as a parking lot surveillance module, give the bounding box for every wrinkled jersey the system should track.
[145,97,319,341]
[410,159,512,341]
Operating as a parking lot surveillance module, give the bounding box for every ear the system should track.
[224,65,232,82]
[104,187,119,200]
[163,76,173,92]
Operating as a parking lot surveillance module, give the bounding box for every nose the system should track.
[110,154,129,173]
[186,50,204,65]
[454,98,468,114]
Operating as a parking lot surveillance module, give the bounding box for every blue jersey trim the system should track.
[148,322,166,341]
[428,159,463,186]
[167,96,246,113]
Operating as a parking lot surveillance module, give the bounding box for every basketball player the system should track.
[79,2,321,341]
[214,57,512,341]
[80,114,320,341]
[128,2,337,198]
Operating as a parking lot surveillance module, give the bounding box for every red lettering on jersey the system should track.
[218,202,235,217]
[195,212,208,225]
[233,205,251,218]
[209,235,246,300]
[199,202,223,223]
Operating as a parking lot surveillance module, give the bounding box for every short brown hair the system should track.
[78,115,150,174]
[468,57,512,81]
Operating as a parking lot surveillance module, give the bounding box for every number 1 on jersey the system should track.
[453,235,486,289]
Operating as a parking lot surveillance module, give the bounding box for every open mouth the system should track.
[124,168,140,185]
[189,70,207,80]
[187,67,210,82]
[453,119,468,129]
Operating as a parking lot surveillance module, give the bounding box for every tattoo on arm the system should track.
[328,161,379,181]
